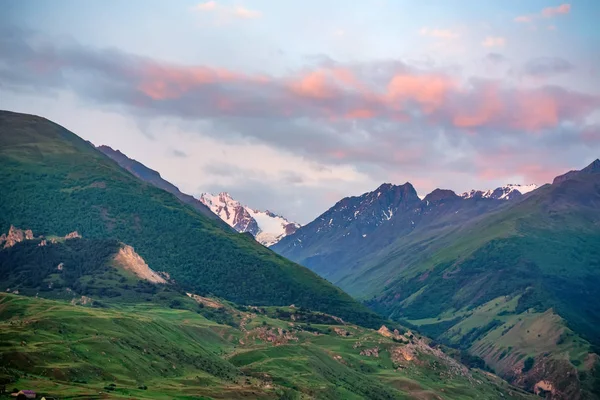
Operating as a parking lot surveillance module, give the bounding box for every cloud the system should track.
[194,1,217,11]
[541,3,571,17]
[514,3,571,23]
[170,149,188,158]
[484,53,507,65]
[482,37,506,48]
[419,27,459,39]
[192,1,261,22]
[1,26,599,202]
[522,57,574,78]
[514,16,533,23]
[232,6,261,19]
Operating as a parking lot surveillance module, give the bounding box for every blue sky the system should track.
[1,0,599,222]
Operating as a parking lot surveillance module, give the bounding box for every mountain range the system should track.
[273,160,600,399]
[199,192,300,246]
[0,110,381,328]
[460,183,538,200]
[1,110,598,399]
[98,145,299,246]
[0,110,539,399]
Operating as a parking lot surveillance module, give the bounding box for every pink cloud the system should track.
[514,15,533,23]
[514,3,571,24]
[542,3,571,17]
[192,1,261,21]
[474,150,568,183]
[233,6,261,19]
[133,59,598,133]
[453,84,503,128]
[138,64,247,100]
[386,74,455,113]
[512,92,559,131]
[194,1,217,11]
[346,109,376,119]
[289,70,337,99]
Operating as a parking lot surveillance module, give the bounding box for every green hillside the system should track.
[0,110,381,328]
[0,237,533,399]
[0,292,537,400]
[365,167,600,398]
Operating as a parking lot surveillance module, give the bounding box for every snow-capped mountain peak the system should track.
[199,192,300,246]
[460,183,538,200]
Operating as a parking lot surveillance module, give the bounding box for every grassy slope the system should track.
[0,110,382,328]
[0,293,535,400]
[365,176,600,398]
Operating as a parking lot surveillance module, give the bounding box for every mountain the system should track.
[0,227,533,399]
[200,192,300,246]
[276,161,600,399]
[0,110,382,328]
[96,146,300,246]
[460,183,538,200]
[97,145,226,226]
[553,159,600,185]
[272,182,507,291]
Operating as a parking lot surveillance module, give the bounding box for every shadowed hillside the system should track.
[0,110,383,328]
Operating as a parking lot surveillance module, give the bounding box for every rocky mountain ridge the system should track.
[200,192,300,246]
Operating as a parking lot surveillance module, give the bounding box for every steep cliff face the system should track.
[113,244,167,284]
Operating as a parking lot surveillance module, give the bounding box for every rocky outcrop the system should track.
[1,225,34,248]
[333,327,351,337]
[377,325,407,342]
[244,326,299,346]
[511,357,583,400]
[113,245,166,283]
[65,231,81,240]
[360,347,380,357]
[186,293,223,309]
[71,295,93,306]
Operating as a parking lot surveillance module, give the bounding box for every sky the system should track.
[1,0,599,223]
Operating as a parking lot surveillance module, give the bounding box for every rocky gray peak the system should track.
[460,184,537,201]
[582,158,600,173]
[423,189,460,204]
[199,192,299,246]
[308,181,421,233]
[553,159,600,185]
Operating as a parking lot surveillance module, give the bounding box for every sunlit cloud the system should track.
[192,1,262,22]
[541,3,571,17]
[1,26,598,206]
[419,27,459,39]
[514,16,533,23]
[233,6,261,19]
[514,3,571,23]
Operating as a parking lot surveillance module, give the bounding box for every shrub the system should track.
[522,357,535,373]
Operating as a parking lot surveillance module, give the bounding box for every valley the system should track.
[0,110,598,399]
[0,226,531,399]
[273,161,600,399]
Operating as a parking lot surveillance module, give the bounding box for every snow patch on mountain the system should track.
[460,184,538,200]
[200,192,300,246]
